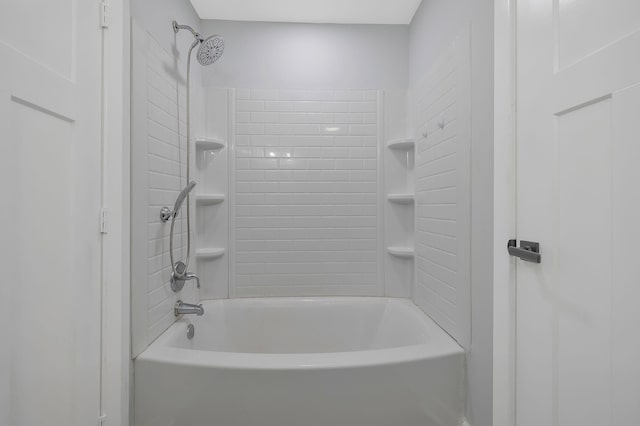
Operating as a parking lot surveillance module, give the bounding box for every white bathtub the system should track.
[134,297,465,426]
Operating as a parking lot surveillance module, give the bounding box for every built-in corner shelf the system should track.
[387,193,415,204]
[195,137,225,151]
[196,248,226,260]
[386,138,415,150]
[195,194,225,205]
[387,246,415,259]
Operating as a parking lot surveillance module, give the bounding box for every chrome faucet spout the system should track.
[174,300,204,317]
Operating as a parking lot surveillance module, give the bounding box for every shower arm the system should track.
[173,21,203,41]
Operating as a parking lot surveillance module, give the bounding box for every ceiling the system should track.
[189,0,423,25]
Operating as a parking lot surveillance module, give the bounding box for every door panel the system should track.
[556,0,640,69]
[516,1,640,425]
[610,85,640,425]
[0,1,102,425]
[10,97,77,425]
[553,97,613,426]
[0,0,74,79]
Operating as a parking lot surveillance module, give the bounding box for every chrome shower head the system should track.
[197,35,225,65]
[173,21,224,66]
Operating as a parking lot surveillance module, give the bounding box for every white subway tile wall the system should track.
[412,40,471,344]
[233,90,381,297]
[131,27,199,356]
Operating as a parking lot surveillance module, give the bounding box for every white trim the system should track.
[457,24,472,351]
[228,89,237,298]
[493,0,517,425]
[101,0,131,424]
[129,20,151,357]
[376,90,385,296]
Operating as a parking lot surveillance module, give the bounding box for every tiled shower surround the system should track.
[133,78,471,355]
[412,33,471,346]
[231,89,383,297]
[131,25,200,356]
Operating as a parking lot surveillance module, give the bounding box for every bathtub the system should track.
[134,297,465,426]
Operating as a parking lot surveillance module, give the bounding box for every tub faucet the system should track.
[174,300,204,317]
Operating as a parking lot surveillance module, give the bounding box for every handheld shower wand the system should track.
[160,181,197,283]
[160,181,197,221]
[174,181,197,214]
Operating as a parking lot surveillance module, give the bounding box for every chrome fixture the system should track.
[187,324,195,339]
[197,34,225,65]
[175,300,204,317]
[162,180,197,290]
[170,260,200,292]
[163,21,224,291]
[172,21,225,66]
[160,181,197,222]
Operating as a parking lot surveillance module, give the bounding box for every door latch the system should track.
[507,240,541,263]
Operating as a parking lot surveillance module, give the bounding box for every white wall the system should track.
[130,22,202,357]
[411,29,471,348]
[230,89,384,297]
[409,1,494,425]
[194,19,411,299]
[201,20,409,90]
[130,0,200,54]
[129,0,205,357]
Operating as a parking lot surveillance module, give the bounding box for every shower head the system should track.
[197,35,225,66]
[173,181,197,215]
[172,21,225,66]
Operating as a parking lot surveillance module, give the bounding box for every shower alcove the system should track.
[130,16,472,426]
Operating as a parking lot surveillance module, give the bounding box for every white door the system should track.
[0,1,103,425]
[515,1,640,425]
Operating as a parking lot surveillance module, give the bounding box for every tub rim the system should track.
[136,297,464,371]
